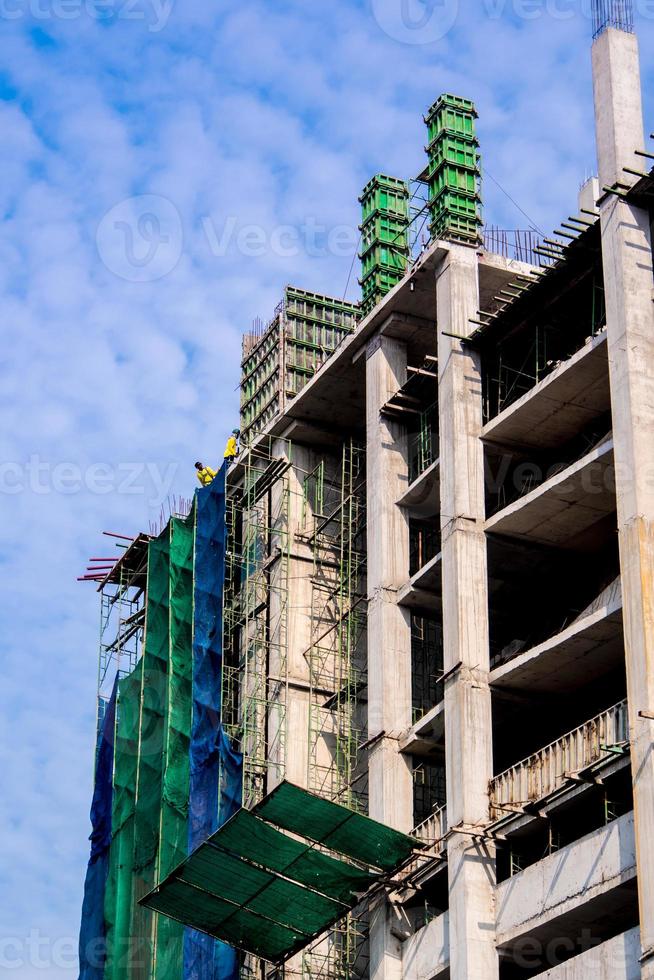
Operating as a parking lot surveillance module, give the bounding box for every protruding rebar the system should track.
[592,0,634,40]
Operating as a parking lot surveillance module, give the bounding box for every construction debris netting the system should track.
[78,466,243,980]
[185,474,242,980]
[140,782,421,964]
[78,678,118,980]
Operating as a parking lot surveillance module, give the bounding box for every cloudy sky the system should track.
[2,0,654,976]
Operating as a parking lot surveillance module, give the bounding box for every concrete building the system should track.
[79,6,654,980]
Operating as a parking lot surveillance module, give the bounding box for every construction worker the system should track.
[224,428,240,465]
[195,461,217,486]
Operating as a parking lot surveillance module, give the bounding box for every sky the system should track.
[2,0,654,976]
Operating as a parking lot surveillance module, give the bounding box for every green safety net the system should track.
[255,781,418,871]
[104,669,142,980]
[141,783,422,964]
[130,528,171,980]
[154,515,195,980]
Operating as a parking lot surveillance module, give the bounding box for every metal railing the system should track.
[491,699,629,818]
[413,805,447,846]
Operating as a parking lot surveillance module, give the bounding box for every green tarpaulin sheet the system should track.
[155,515,195,980]
[104,669,142,980]
[131,529,171,980]
[255,780,418,872]
[141,782,421,964]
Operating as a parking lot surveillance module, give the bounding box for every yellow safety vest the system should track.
[197,466,217,486]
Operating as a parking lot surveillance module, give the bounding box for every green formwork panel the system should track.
[428,163,479,198]
[360,213,409,253]
[361,293,379,316]
[360,247,407,279]
[430,214,481,243]
[425,94,478,145]
[427,136,480,171]
[360,264,405,293]
[428,185,479,219]
[359,174,409,223]
[285,286,360,326]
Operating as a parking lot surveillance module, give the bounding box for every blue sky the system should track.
[2,1,654,976]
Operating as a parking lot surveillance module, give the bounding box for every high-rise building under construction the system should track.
[78,6,654,980]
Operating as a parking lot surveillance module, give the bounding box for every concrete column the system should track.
[270,440,314,791]
[366,333,414,980]
[436,246,497,980]
[592,26,654,975]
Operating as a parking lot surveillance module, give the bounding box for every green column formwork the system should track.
[154,514,195,980]
[131,529,171,980]
[104,668,142,980]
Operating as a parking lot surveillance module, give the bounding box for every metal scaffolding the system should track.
[303,439,368,812]
[96,535,149,744]
[224,436,370,980]
[223,439,292,811]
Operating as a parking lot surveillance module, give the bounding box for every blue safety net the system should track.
[78,679,118,980]
[184,465,243,980]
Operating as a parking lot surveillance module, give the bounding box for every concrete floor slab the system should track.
[398,553,443,610]
[483,332,610,451]
[397,459,441,517]
[491,598,623,694]
[485,441,616,547]
[496,812,636,946]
